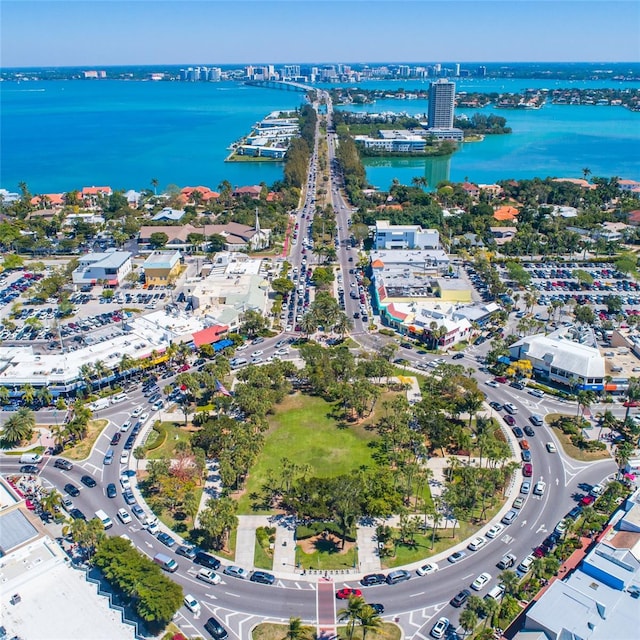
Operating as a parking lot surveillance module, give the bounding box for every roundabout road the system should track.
[0,95,618,639]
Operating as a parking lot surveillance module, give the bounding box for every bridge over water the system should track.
[244,79,314,93]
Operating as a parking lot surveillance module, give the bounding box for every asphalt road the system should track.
[0,94,619,639]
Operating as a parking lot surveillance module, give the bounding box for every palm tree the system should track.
[582,167,591,182]
[0,386,9,405]
[459,608,478,636]
[333,312,352,339]
[35,386,52,408]
[499,569,520,597]
[40,489,63,517]
[93,360,109,390]
[1,413,33,446]
[615,441,634,479]
[21,383,36,406]
[338,595,365,640]
[358,604,382,639]
[150,178,159,195]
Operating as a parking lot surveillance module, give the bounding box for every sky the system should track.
[1,0,639,67]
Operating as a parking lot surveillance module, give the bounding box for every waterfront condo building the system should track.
[428,79,456,129]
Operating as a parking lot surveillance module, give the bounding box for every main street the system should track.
[0,95,618,640]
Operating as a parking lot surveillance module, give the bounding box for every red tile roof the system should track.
[30,193,65,206]
[82,186,111,196]
[192,325,229,347]
[493,205,519,221]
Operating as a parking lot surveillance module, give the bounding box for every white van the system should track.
[19,453,43,464]
[95,509,113,530]
[485,584,505,601]
[110,393,128,405]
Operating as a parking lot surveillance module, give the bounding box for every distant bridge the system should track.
[244,80,315,93]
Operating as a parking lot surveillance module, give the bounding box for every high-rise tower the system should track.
[428,79,456,129]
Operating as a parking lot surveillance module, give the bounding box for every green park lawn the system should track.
[236,394,378,514]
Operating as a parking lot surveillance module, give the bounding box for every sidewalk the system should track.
[272,515,297,571]
[194,460,222,527]
[235,515,271,568]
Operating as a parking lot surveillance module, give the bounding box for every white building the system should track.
[374,221,440,250]
[509,327,605,391]
[71,250,132,287]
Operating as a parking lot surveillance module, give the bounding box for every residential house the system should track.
[152,207,186,222]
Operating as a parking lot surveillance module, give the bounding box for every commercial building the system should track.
[374,221,440,250]
[71,250,133,287]
[354,131,427,153]
[143,250,182,286]
[184,252,270,330]
[508,327,606,391]
[517,494,640,640]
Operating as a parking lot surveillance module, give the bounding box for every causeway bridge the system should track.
[244,79,314,93]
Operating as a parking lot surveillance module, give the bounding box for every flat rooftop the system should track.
[0,539,135,640]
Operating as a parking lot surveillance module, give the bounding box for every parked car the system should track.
[157,532,176,548]
[250,570,275,585]
[224,565,249,580]
[523,463,533,477]
[64,483,80,497]
[448,550,467,564]
[450,589,471,607]
[430,617,450,639]
[416,562,438,576]
[195,551,221,570]
[468,537,486,551]
[53,458,73,470]
[471,572,491,591]
[176,545,197,560]
[386,569,411,584]
[486,523,504,539]
[361,573,386,586]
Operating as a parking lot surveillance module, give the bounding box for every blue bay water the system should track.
[1,80,304,194]
[1,77,639,194]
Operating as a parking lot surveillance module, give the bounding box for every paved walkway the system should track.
[236,515,271,568]
[194,460,222,527]
[272,515,297,571]
[356,520,381,573]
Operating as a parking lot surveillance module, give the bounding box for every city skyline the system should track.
[2,1,639,68]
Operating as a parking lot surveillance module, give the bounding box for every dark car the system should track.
[250,570,275,585]
[204,616,228,639]
[195,551,221,570]
[123,490,136,505]
[567,505,583,520]
[504,415,516,426]
[69,508,86,521]
[64,483,80,497]
[370,603,384,614]
[489,402,503,411]
[176,545,197,560]
[53,458,73,470]
[451,588,471,608]
[522,463,533,477]
[20,465,39,474]
[80,475,97,488]
[110,433,121,446]
[512,426,524,438]
[124,436,135,450]
[509,381,525,390]
[521,450,532,462]
[452,352,465,360]
[523,426,535,437]
[157,532,176,548]
[361,573,386,587]
[106,483,117,498]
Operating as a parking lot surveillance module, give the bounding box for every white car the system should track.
[534,481,546,496]
[485,380,500,388]
[486,523,504,539]
[468,536,486,551]
[416,562,438,576]
[139,412,149,422]
[555,519,568,535]
[120,421,131,432]
[117,508,131,524]
[197,568,222,585]
[430,616,449,639]
[517,555,535,573]
[131,407,142,417]
[251,350,264,358]
[119,476,131,490]
[146,520,160,535]
[546,442,557,453]
[120,451,129,464]
[471,572,491,591]
[183,594,201,614]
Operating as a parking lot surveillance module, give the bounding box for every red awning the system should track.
[108,279,118,286]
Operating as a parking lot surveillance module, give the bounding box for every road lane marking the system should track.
[224,591,241,598]
[409,591,425,598]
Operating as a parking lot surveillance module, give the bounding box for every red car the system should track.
[336,588,362,600]
[178,364,190,372]
[504,415,516,426]
[522,463,533,477]
[580,495,596,506]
